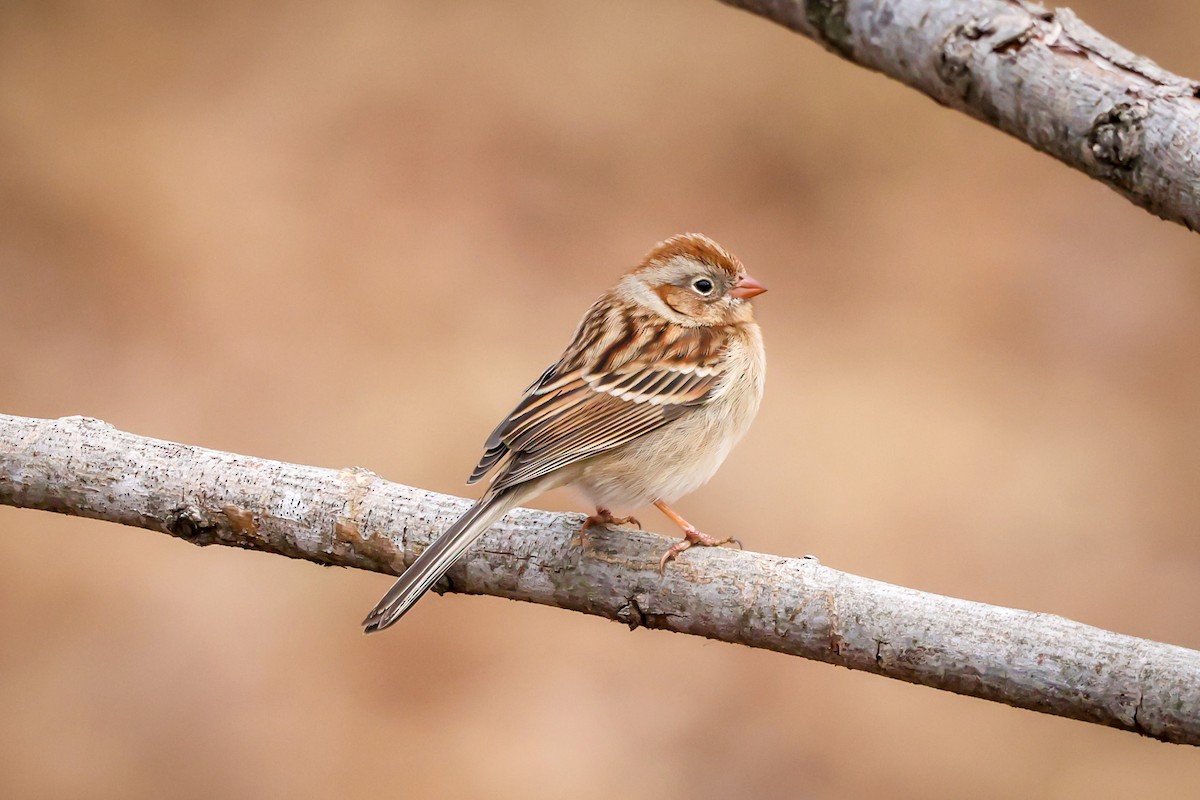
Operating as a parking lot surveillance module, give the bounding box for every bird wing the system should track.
[467,303,730,490]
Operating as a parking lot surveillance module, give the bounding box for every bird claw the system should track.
[582,509,641,531]
[657,528,739,575]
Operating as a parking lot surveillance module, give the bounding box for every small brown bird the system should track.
[363,233,767,632]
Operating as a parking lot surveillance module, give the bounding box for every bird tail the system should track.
[362,485,527,633]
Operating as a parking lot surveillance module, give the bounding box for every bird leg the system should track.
[653,500,741,575]
[582,507,641,531]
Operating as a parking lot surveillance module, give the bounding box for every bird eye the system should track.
[692,278,714,295]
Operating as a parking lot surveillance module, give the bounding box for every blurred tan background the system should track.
[2,1,1199,797]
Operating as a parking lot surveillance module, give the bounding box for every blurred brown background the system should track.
[2,1,1199,797]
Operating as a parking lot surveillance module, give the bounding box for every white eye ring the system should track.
[692,277,714,295]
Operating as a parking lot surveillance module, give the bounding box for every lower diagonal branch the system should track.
[1,413,1197,745]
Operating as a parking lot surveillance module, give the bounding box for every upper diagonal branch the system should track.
[719,0,1200,232]
[1,413,1198,745]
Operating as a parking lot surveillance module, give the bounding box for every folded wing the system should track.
[468,303,730,491]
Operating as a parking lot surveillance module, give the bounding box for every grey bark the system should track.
[1,413,1198,744]
[718,0,1200,232]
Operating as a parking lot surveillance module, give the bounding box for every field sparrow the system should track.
[363,233,767,632]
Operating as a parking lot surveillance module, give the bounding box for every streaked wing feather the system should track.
[491,396,671,488]
[488,364,720,490]
[468,363,564,484]
[468,302,731,490]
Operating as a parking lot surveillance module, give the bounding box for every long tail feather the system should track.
[362,486,526,633]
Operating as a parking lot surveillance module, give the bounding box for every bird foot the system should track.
[658,528,742,575]
[582,508,641,531]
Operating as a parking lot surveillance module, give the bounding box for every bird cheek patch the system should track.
[653,284,698,317]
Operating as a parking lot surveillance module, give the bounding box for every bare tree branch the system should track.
[718,0,1200,232]
[2,413,1198,744]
